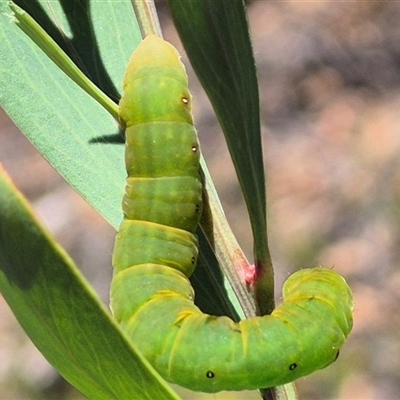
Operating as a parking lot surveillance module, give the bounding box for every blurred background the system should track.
[1,1,400,399]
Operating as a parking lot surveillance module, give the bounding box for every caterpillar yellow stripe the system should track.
[111,35,353,392]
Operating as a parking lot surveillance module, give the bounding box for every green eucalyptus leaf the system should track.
[0,0,140,229]
[167,0,275,314]
[0,166,181,400]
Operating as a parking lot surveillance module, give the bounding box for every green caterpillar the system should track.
[111,35,353,393]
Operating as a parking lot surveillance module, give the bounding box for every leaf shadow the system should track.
[14,0,120,103]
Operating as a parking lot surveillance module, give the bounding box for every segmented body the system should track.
[111,35,353,392]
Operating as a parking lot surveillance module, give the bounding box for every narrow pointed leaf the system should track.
[0,166,181,400]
